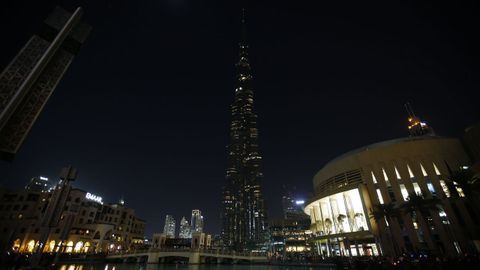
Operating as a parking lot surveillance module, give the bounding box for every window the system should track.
[399,184,409,201]
[394,166,401,179]
[382,168,391,186]
[427,181,436,196]
[439,180,451,198]
[433,162,441,175]
[438,209,450,224]
[454,184,465,197]
[407,164,414,178]
[376,189,384,204]
[371,171,378,184]
[420,163,428,176]
[413,182,422,196]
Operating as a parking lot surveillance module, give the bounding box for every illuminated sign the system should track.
[85,192,103,204]
[295,200,305,205]
[40,176,48,181]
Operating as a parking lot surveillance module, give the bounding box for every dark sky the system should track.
[0,0,478,236]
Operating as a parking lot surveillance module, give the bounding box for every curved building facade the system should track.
[304,136,479,257]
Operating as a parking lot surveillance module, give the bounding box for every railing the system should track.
[108,248,267,258]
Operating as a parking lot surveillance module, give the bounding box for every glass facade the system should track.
[306,188,368,236]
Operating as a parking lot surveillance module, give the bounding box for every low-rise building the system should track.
[0,178,145,254]
[269,218,312,261]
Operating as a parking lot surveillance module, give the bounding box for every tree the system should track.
[369,202,401,256]
[399,192,440,253]
[447,168,480,197]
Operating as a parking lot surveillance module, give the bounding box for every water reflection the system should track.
[57,264,322,270]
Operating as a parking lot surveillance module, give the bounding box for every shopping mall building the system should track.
[303,135,480,257]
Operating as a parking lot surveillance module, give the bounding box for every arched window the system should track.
[74,241,83,253]
[83,242,91,253]
[12,239,21,251]
[65,241,74,253]
[26,240,36,253]
[48,240,56,252]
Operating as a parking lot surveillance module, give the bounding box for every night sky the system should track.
[0,0,478,236]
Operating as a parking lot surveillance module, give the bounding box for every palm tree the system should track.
[337,214,347,232]
[369,202,400,256]
[324,218,333,234]
[399,192,440,253]
[447,168,480,197]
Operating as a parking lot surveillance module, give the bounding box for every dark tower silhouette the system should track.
[0,7,91,160]
[405,102,435,137]
[221,9,267,251]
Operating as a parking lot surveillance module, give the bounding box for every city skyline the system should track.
[0,0,478,237]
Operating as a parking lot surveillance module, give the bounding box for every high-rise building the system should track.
[163,215,176,238]
[221,10,267,251]
[179,216,192,239]
[25,176,50,192]
[405,103,434,137]
[191,209,203,233]
[0,7,91,160]
[282,187,309,220]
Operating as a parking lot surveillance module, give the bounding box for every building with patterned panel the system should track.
[0,7,90,160]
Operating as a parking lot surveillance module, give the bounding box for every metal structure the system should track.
[0,7,91,160]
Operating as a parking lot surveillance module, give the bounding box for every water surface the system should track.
[55,263,331,270]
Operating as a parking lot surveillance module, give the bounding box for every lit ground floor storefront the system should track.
[311,231,380,257]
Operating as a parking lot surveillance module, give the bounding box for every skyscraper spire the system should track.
[221,9,267,251]
[241,8,247,44]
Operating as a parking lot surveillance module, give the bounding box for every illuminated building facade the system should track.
[0,178,145,254]
[282,188,309,220]
[25,176,51,192]
[269,219,312,261]
[179,216,192,239]
[163,215,176,238]
[304,135,479,257]
[0,7,90,160]
[221,11,267,250]
[191,209,203,233]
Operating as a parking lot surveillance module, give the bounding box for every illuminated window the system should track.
[48,240,55,252]
[12,239,21,251]
[382,168,391,186]
[382,168,389,181]
[399,184,409,201]
[376,189,384,204]
[371,171,377,184]
[26,240,36,253]
[407,164,414,178]
[74,241,83,253]
[454,184,465,197]
[433,162,441,175]
[439,210,450,224]
[439,180,451,198]
[427,181,436,196]
[394,166,401,179]
[420,163,428,176]
[65,241,74,253]
[413,182,422,196]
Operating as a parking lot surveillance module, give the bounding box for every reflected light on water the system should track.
[58,264,326,270]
